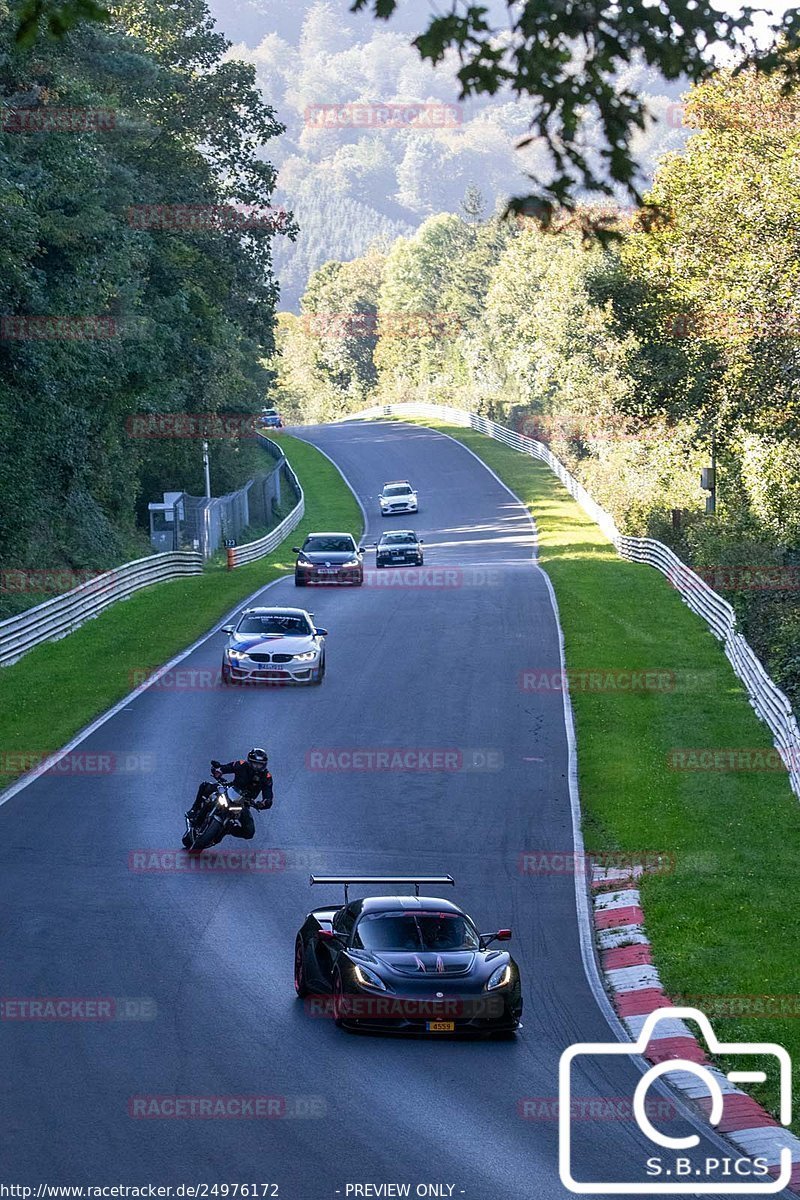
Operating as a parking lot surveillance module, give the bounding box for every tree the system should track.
[352,0,800,229]
[0,0,292,575]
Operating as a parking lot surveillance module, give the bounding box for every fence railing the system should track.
[0,551,203,668]
[1,435,306,665]
[226,446,304,568]
[342,402,800,798]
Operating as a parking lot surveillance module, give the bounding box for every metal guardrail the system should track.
[0,550,203,668]
[0,435,305,666]
[342,401,800,798]
[226,451,304,568]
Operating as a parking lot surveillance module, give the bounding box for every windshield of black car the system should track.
[302,537,355,553]
[236,615,312,635]
[383,485,412,496]
[381,533,416,545]
[353,912,480,951]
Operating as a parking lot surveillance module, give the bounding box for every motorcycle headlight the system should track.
[292,650,318,662]
[486,962,512,991]
[353,963,387,992]
[227,648,248,660]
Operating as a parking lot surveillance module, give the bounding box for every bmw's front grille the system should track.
[272,654,293,663]
[248,652,271,663]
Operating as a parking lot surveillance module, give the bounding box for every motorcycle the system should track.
[183,768,263,854]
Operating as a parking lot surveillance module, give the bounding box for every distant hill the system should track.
[209,0,689,309]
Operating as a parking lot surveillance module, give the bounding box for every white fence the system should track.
[226,456,305,567]
[0,550,203,668]
[343,402,800,798]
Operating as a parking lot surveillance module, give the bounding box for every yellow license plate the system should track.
[426,1021,455,1032]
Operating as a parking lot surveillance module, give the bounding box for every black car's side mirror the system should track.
[357,546,365,553]
[292,547,301,553]
[481,929,512,947]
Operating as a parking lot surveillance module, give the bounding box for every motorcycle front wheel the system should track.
[188,814,226,854]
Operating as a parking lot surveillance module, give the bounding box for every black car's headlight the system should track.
[486,962,512,991]
[342,558,359,568]
[353,963,388,992]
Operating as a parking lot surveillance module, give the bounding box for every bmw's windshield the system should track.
[303,536,355,553]
[381,533,415,544]
[353,911,480,952]
[236,614,312,636]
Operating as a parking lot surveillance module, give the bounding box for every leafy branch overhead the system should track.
[351,0,800,222]
[13,0,109,46]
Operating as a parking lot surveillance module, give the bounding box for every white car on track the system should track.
[379,480,418,517]
[220,606,327,686]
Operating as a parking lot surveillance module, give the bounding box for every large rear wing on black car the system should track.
[310,875,455,902]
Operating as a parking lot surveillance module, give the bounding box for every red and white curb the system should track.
[592,866,800,1191]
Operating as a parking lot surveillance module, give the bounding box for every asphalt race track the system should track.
[0,421,762,1198]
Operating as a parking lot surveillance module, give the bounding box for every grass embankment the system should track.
[0,434,361,789]
[420,419,800,1124]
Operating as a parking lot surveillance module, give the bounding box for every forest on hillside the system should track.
[274,66,800,706]
[210,0,689,309]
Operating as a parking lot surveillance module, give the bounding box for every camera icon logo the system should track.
[559,1007,793,1193]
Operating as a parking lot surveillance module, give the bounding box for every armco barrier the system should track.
[0,551,203,668]
[340,402,800,798]
[0,436,305,665]
[226,453,304,567]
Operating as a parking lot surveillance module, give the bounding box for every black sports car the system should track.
[374,530,424,568]
[294,876,522,1035]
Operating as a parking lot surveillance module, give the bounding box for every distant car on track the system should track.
[374,530,424,568]
[294,876,522,1035]
[293,532,364,587]
[259,407,283,429]
[220,606,327,685]
[379,480,418,517]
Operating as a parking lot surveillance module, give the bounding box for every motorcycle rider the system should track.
[184,748,273,847]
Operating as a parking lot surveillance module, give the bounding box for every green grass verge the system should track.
[416,418,800,1125]
[0,434,361,789]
